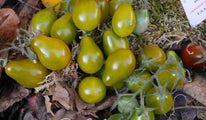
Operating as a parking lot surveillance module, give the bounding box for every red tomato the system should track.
[181,44,206,69]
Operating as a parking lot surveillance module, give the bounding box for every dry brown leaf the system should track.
[44,95,55,116]
[0,8,19,42]
[53,83,73,110]
[0,0,6,7]
[0,84,30,112]
[182,73,206,106]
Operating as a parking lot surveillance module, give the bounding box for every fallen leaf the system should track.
[0,8,19,42]
[182,73,206,106]
[0,0,6,7]
[44,95,55,116]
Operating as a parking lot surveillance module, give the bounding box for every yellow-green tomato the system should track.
[102,49,136,86]
[31,8,57,36]
[72,0,101,31]
[31,35,71,70]
[130,109,155,120]
[109,0,131,17]
[50,13,77,45]
[103,29,129,56]
[5,59,49,88]
[95,0,110,24]
[138,45,166,71]
[157,64,184,90]
[126,70,153,94]
[77,36,104,74]
[112,2,135,37]
[78,76,106,103]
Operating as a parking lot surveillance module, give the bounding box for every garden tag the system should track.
[180,0,206,27]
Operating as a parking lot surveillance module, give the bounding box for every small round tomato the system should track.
[112,2,135,37]
[166,50,183,66]
[126,70,153,94]
[181,44,206,69]
[78,76,106,103]
[102,49,136,86]
[108,113,124,120]
[41,0,63,12]
[50,13,77,45]
[31,8,57,36]
[72,0,101,31]
[138,45,166,71]
[109,0,131,17]
[77,36,104,74]
[31,34,71,70]
[117,96,139,115]
[133,9,149,34]
[96,0,109,24]
[157,64,185,90]
[103,29,129,56]
[145,88,173,115]
[5,59,49,88]
[130,109,155,120]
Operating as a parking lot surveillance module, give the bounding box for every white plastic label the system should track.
[180,0,206,27]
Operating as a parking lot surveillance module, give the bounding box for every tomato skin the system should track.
[102,49,136,86]
[72,0,101,31]
[133,9,149,34]
[50,13,77,45]
[109,0,131,17]
[77,36,104,74]
[181,44,206,69]
[5,59,49,88]
[126,70,153,94]
[31,8,57,36]
[41,0,63,11]
[157,64,184,90]
[145,88,173,115]
[130,109,155,120]
[103,29,129,56]
[31,35,71,70]
[138,45,166,71]
[95,0,109,24]
[78,76,106,103]
[112,2,135,37]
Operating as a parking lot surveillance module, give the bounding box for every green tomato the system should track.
[5,59,49,88]
[96,0,110,24]
[31,34,71,70]
[109,0,131,17]
[117,96,139,115]
[78,76,106,103]
[31,8,57,36]
[112,2,135,37]
[102,49,136,86]
[50,12,77,45]
[157,64,184,90]
[138,45,166,72]
[133,9,149,34]
[126,70,153,94]
[72,0,101,31]
[103,29,129,56]
[166,50,183,66]
[108,113,124,120]
[130,109,155,120]
[145,88,173,115]
[77,36,104,74]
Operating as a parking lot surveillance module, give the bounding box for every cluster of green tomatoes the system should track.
[3,0,193,119]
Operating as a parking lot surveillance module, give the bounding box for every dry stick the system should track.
[18,0,41,11]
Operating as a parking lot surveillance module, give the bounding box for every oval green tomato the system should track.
[77,36,104,74]
[5,59,49,88]
[138,45,166,71]
[78,76,106,103]
[145,88,173,115]
[96,0,109,24]
[31,35,71,70]
[50,13,77,45]
[130,109,155,120]
[166,50,183,66]
[72,0,101,31]
[103,29,129,56]
[112,2,135,37]
[109,0,131,17]
[126,70,153,94]
[31,8,57,36]
[157,64,184,90]
[102,49,136,86]
[133,9,149,34]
